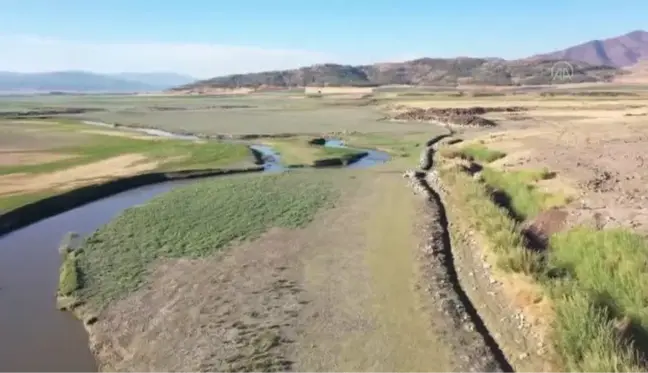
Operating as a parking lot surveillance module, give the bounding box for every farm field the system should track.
[2,86,648,372]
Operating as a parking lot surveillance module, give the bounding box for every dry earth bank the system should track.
[424,92,648,371]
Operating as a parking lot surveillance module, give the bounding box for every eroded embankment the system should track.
[403,135,514,372]
[386,106,527,128]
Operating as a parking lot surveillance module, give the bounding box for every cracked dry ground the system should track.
[88,170,493,372]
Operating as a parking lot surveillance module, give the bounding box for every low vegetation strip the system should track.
[436,145,648,371]
[74,172,339,311]
[440,144,506,163]
[262,138,366,167]
[58,251,80,297]
[0,119,255,212]
[479,167,569,221]
[0,134,252,176]
[0,167,263,236]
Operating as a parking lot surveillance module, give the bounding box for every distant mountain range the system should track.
[173,58,618,91]
[533,30,648,68]
[3,30,647,94]
[174,30,648,91]
[0,71,196,94]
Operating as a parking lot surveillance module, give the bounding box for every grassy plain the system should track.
[74,172,338,310]
[0,119,253,212]
[1,93,438,134]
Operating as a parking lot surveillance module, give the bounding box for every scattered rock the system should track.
[389,106,527,128]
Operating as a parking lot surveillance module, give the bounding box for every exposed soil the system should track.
[388,106,527,128]
[521,208,569,251]
[0,151,77,166]
[479,119,648,234]
[0,154,158,195]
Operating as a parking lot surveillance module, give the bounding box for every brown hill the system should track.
[533,30,648,68]
[615,59,648,83]
[172,58,618,91]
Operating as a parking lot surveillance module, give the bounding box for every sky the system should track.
[0,0,646,79]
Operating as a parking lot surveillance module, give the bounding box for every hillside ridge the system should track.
[172,57,618,91]
[532,30,648,68]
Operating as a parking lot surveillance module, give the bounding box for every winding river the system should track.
[0,122,390,371]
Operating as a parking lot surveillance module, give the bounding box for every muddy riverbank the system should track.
[0,179,218,371]
[0,167,264,237]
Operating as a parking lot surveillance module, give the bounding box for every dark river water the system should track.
[0,180,202,371]
[0,122,390,371]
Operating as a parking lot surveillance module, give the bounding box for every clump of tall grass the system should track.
[548,227,648,371]
[58,232,80,297]
[439,166,543,275]
[480,167,568,220]
[440,144,506,163]
[552,292,642,372]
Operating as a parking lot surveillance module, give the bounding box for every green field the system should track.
[0,93,439,135]
[71,172,342,310]
[0,119,255,212]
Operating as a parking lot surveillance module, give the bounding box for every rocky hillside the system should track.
[533,30,648,68]
[172,58,618,91]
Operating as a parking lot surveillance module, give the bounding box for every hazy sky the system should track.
[0,0,646,78]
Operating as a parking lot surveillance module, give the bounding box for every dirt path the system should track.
[294,173,455,371]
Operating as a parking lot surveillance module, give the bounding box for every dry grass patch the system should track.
[0,119,253,211]
[0,151,77,166]
[440,144,506,163]
[0,154,158,196]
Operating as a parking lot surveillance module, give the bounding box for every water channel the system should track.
[0,122,390,371]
